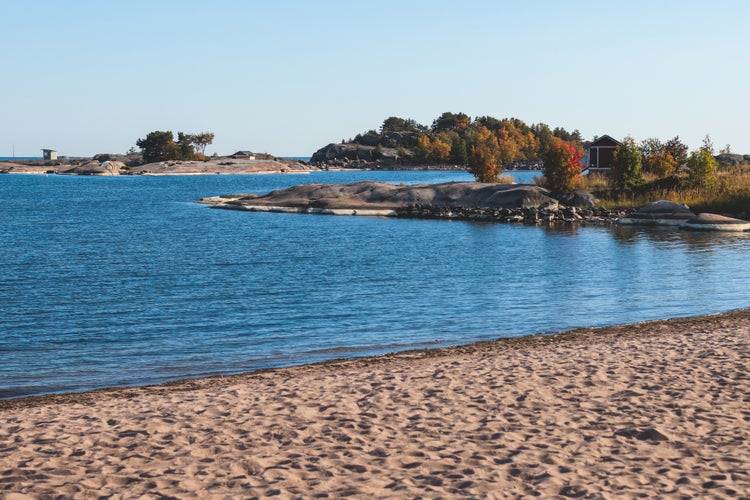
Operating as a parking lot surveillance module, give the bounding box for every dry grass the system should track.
[585,168,750,216]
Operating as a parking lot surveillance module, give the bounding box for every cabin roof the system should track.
[588,135,620,148]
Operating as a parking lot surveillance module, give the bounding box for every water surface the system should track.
[1,170,749,399]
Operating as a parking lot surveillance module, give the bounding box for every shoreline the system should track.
[2,309,747,407]
[2,310,749,497]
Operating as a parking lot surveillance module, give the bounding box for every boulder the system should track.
[683,213,750,232]
[556,190,597,208]
[58,160,122,176]
[618,200,695,226]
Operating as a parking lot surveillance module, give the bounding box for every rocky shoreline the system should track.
[201,180,632,225]
[393,204,630,225]
[0,154,318,176]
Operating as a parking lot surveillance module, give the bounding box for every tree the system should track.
[136,131,177,163]
[663,136,688,166]
[646,149,678,178]
[686,147,718,187]
[176,132,196,160]
[639,137,662,173]
[136,131,198,163]
[431,137,452,163]
[467,125,502,182]
[542,137,583,191]
[380,116,425,134]
[612,137,643,192]
[431,112,470,133]
[190,132,215,156]
[414,135,433,164]
[450,138,468,164]
[531,123,554,157]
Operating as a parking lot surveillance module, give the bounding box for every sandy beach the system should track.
[2,311,749,498]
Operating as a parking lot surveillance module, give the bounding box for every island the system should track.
[0,153,318,176]
[199,180,627,224]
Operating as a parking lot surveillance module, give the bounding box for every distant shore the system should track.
[2,309,749,497]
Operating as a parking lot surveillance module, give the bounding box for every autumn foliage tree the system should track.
[686,140,718,187]
[646,149,678,178]
[541,137,584,191]
[468,125,502,182]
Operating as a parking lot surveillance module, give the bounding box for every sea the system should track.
[2,169,750,399]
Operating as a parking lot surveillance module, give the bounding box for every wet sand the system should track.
[2,310,749,498]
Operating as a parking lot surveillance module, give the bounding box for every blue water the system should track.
[2,170,750,399]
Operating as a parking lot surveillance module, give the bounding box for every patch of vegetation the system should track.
[581,169,750,215]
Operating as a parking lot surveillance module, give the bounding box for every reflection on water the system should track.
[612,224,750,250]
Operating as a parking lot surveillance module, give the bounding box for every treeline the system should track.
[136,131,215,163]
[347,112,584,168]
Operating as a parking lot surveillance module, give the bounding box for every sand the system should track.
[2,311,750,498]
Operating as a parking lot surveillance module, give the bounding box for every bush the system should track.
[612,137,643,192]
[686,148,718,187]
[541,137,583,191]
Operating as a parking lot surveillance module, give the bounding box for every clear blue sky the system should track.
[2,0,748,157]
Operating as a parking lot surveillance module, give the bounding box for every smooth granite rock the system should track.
[618,200,695,226]
[683,213,750,231]
[202,181,558,211]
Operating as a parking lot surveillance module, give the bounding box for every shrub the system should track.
[541,137,583,191]
[612,137,643,192]
[686,148,718,187]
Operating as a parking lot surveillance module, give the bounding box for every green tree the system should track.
[467,125,502,182]
[177,132,196,160]
[380,116,425,134]
[431,112,470,132]
[612,137,643,192]
[542,137,583,191]
[663,136,688,166]
[136,131,177,163]
[450,138,468,164]
[531,123,554,158]
[686,147,718,187]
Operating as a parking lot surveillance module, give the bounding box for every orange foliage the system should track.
[542,137,584,191]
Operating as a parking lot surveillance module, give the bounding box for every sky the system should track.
[2,0,749,157]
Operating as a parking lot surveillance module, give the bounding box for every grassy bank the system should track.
[579,169,750,216]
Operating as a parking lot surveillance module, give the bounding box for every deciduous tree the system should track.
[467,125,502,182]
[542,137,583,191]
[190,132,215,156]
[431,137,452,163]
[646,150,678,178]
[686,147,718,187]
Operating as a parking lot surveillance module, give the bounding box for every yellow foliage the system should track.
[432,138,452,163]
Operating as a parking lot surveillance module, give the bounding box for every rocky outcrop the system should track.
[200,181,626,225]
[93,153,143,166]
[618,200,695,226]
[715,153,750,168]
[59,160,124,176]
[310,143,416,169]
[125,158,318,175]
[683,213,750,231]
[203,181,558,210]
[618,200,750,232]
